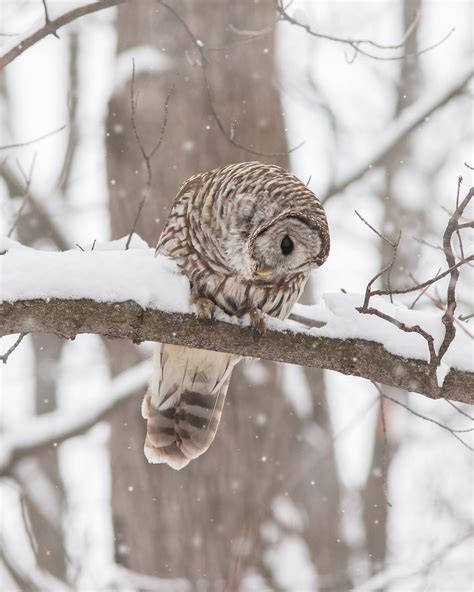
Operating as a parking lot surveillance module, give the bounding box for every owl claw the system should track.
[249,308,267,335]
[193,296,217,322]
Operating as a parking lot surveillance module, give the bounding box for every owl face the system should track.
[249,213,325,281]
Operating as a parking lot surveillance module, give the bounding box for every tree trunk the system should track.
[106,1,350,588]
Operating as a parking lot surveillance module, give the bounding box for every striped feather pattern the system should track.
[143,344,239,470]
[144,162,329,469]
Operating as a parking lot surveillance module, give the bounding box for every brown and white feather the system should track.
[144,162,330,469]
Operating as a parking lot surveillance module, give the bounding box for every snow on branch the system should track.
[0,0,128,70]
[0,234,473,405]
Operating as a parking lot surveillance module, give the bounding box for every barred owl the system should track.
[142,162,330,469]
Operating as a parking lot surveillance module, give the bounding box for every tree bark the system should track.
[105,1,299,587]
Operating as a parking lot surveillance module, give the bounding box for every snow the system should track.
[293,294,473,373]
[1,236,472,376]
[0,235,191,313]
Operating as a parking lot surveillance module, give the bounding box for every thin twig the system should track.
[444,399,474,422]
[380,390,474,451]
[409,268,441,310]
[7,154,37,238]
[0,333,27,364]
[355,210,401,308]
[357,184,474,394]
[274,0,454,62]
[0,125,66,151]
[370,256,473,298]
[41,0,59,38]
[411,279,474,340]
[0,1,127,69]
[156,0,304,158]
[125,59,174,250]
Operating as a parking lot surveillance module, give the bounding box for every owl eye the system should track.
[280,234,294,255]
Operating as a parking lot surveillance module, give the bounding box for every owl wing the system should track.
[142,343,239,470]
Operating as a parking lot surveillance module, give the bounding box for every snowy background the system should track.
[0,1,473,590]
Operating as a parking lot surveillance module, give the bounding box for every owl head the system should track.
[219,162,330,282]
[248,209,328,281]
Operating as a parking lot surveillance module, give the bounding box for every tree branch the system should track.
[0,0,128,70]
[323,62,473,201]
[0,359,150,475]
[1,298,472,404]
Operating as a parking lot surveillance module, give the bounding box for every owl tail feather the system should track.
[142,344,239,470]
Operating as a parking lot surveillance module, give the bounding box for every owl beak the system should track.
[255,268,273,277]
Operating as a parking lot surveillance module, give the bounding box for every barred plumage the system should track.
[143,162,330,469]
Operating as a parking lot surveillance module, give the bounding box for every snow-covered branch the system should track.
[1,236,473,405]
[2,296,472,404]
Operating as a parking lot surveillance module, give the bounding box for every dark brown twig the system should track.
[41,0,59,38]
[437,179,472,363]
[370,256,473,298]
[357,184,473,392]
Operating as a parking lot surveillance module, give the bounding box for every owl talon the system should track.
[249,308,267,335]
[193,296,217,322]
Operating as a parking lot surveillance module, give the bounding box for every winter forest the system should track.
[0,0,473,591]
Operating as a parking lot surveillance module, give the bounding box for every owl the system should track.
[142,161,330,469]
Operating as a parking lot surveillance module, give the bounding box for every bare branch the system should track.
[0,125,66,151]
[372,383,473,453]
[125,59,174,249]
[1,298,472,404]
[0,161,71,250]
[41,0,59,38]
[357,184,473,393]
[0,0,128,70]
[371,256,474,298]
[7,154,37,238]
[274,0,453,61]
[156,0,304,158]
[437,178,472,363]
[0,333,27,364]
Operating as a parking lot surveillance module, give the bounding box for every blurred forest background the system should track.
[0,1,473,591]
